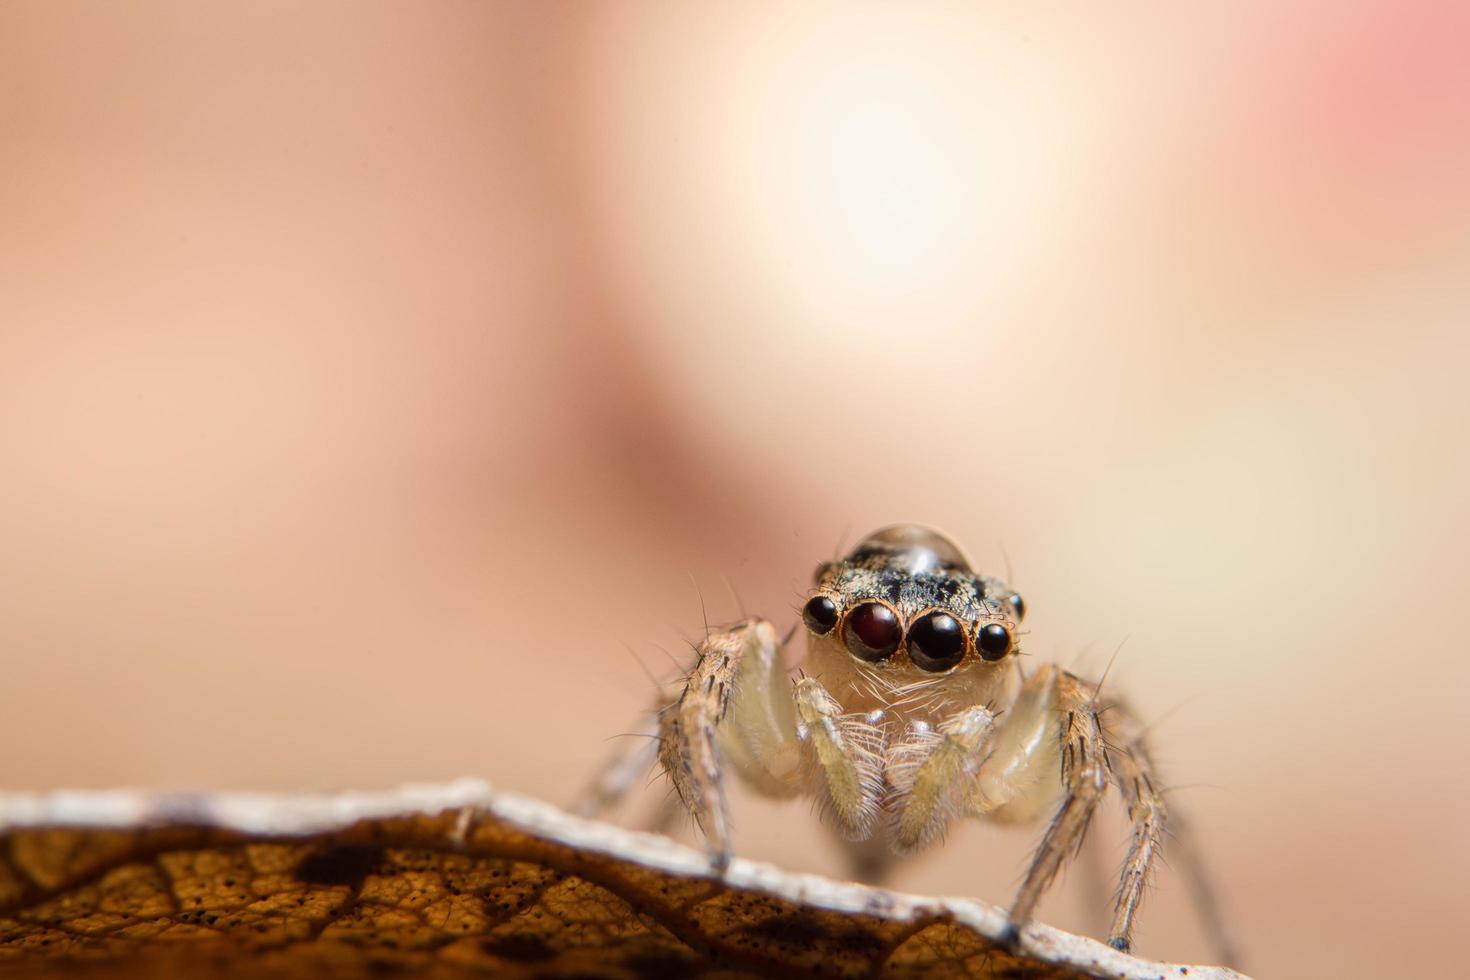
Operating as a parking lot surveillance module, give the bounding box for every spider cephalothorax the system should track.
[801,526,1024,716]
[577,524,1235,964]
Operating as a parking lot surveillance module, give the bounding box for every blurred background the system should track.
[3,2,1467,975]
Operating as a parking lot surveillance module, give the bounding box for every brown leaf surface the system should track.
[0,782,1245,979]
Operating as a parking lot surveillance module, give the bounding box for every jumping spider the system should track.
[579,525,1233,960]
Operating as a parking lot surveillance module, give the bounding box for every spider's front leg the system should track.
[978,667,1237,964]
[1001,667,1110,943]
[658,619,803,868]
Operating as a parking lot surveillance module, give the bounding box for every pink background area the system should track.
[4,4,1468,975]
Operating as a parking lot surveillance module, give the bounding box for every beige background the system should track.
[3,3,1468,976]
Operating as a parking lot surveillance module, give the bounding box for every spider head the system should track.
[801,525,1024,675]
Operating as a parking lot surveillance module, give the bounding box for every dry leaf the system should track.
[0,781,1246,979]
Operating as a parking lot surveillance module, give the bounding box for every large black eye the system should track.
[843,602,901,663]
[802,595,839,635]
[907,611,967,672]
[1008,594,1026,621]
[976,623,1012,661]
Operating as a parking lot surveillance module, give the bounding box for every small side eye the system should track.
[907,611,967,672]
[1008,594,1026,621]
[842,602,901,663]
[976,622,1013,661]
[802,595,839,634]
